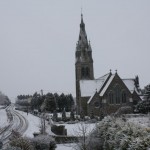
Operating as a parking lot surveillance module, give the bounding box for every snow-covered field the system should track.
[0,108,8,128]
[127,115,150,128]
[56,143,76,150]
[16,110,96,137]
[1,109,149,150]
[57,122,96,136]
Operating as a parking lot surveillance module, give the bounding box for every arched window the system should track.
[122,91,126,103]
[115,85,120,104]
[109,91,114,104]
[81,67,85,78]
[86,67,89,78]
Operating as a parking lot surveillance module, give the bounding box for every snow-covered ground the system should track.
[1,109,149,150]
[56,143,76,150]
[127,115,150,128]
[0,105,5,109]
[0,108,8,128]
[15,110,41,138]
[57,122,96,136]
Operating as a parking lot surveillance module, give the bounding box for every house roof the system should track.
[80,73,110,97]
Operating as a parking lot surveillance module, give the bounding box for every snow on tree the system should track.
[0,92,10,105]
[52,110,58,122]
[136,100,150,114]
[84,116,150,150]
[31,135,56,150]
[4,147,21,150]
[143,84,150,101]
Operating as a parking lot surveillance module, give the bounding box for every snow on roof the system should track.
[100,74,115,96]
[122,79,135,94]
[123,79,142,95]
[87,92,96,104]
[80,73,110,97]
[80,80,103,97]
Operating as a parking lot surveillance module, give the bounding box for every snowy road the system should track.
[0,104,28,146]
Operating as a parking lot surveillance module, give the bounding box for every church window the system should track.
[109,91,114,104]
[115,85,121,104]
[86,67,89,77]
[81,67,85,78]
[94,101,100,108]
[122,91,127,103]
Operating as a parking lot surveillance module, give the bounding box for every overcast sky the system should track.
[0,0,150,101]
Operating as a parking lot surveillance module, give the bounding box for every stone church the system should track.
[75,14,142,116]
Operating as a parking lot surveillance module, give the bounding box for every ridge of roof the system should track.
[87,92,96,104]
[100,74,115,96]
[96,73,110,80]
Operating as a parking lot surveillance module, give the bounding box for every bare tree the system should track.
[39,113,47,135]
[73,122,94,150]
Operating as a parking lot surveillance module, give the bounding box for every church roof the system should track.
[122,79,141,95]
[80,72,141,99]
[96,73,110,80]
[87,92,96,104]
[99,74,115,96]
[80,73,110,97]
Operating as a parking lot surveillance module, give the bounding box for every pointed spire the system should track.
[80,13,85,29]
[87,40,92,51]
[78,13,88,49]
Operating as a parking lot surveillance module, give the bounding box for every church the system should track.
[75,14,142,116]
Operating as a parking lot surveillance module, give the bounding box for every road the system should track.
[0,104,28,147]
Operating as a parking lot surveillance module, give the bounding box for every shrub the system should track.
[31,135,56,150]
[85,116,150,150]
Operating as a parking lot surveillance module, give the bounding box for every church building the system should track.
[75,14,142,116]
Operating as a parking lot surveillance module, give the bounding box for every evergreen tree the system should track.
[44,93,56,112]
[62,109,67,122]
[143,84,150,101]
[70,110,75,121]
[52,110,58,122]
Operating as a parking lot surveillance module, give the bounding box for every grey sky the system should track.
[0,0,150,101]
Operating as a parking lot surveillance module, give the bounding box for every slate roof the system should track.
[80,73,110,97]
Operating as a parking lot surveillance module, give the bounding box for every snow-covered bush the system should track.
[136,100,150,114]
[31,135,56,150]
[85,116,150,150]
[0,92,10,105]
[115,106,133,117]
[9,137,33,150]
[4,146,21,150]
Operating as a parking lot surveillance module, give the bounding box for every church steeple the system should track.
[80,14,85,29]
[75,14,94,114]
[75,14,94,78]
[77,14,88,52]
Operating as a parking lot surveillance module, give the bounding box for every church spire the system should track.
[78,14,88,49]
[75,14,94,114]
[80,13,85,29]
